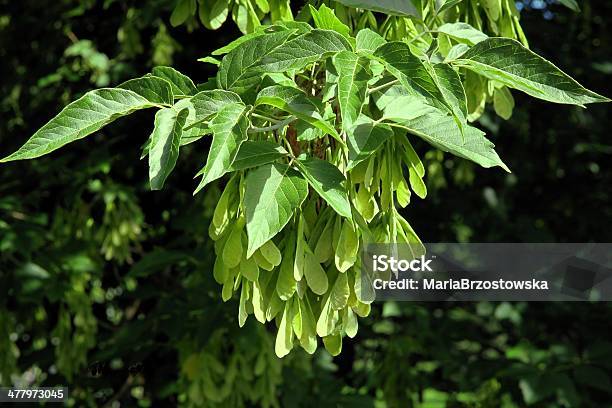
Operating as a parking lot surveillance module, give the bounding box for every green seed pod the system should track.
[222,224,244,269]
[396,178,411,208]
[408,167,427,198]
[238,281,250,327]
[308,206,331,245]
[342,307,358,338]
[351,158,368,184]
[251,280,265,323]
[355,183,378,221]
[379,155,391,210]
[211,176,238,239]
[316,293,338,337]
[222,267,238,302]
[331,215,342,252]
[291,297,303,339]
[364,155,376,192]
[330,271,349,310]
[294,217,306,281]
[323,334,342,356]
[239,252,259,281]
[274,301,294,358]
[314,216,334,263]
[299,296,318,354]
[335,220,359,272]
[351,301,371,318]
[213,257,229,284]
[277,235,297,300]
[296,276,307,299]
[253,250,275,271]
[265,291,283,322]
[259,240,282,267]
[303,250,329,295]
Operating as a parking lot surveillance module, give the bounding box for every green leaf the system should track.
[374,42,458,119]
[444,44,470,62]
[208,0,229,29]
[258,29,352,73]
[429,63,468,121]
[436,0,463,14]
[355,28,386,52]
[557,0,580,12]
[309,4,351,42]
[480,0,501,21]
[437,23,488,46]
[195,103,248,193]
[334,0,420,17]
[172,98,209,146]
[376,86,508,170]
[190,89,244,123]
[217,29,296,95]
[376,85,438,121]
[230,141,288,171]
[1,89,157,162]
[244,163,308,257]
[390,110,509,171]
[296,157,352,219]
[118,76,174,105]
[151,66,198,97]
[148,107,189,190]
[346,115,393,170]
[170,0,195,27]
[255,85,342,144]
[454,38,610,105]
[333,51,372,133]
[197,56,220,66]
[211,27,267,55]
[573,366,612,392]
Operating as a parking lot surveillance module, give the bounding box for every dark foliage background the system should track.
[0,0,610,406]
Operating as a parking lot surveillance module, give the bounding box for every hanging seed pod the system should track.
[335,220,359,272]
[276,235,297,300]
[303,249,329,295]
[314,216,334,263]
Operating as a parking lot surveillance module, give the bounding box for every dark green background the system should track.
[0,0,611,406]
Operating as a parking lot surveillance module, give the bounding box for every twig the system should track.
[248,116,296,133]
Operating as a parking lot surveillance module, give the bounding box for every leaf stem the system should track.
[367,79,399,95]
[248,116,296,133]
